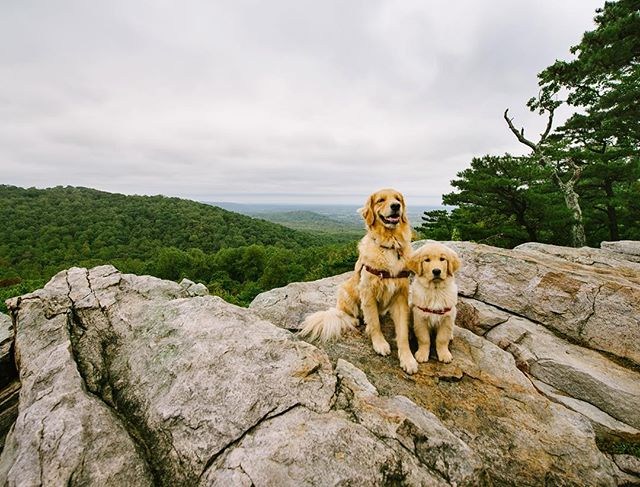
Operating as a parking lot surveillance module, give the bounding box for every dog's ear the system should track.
[398,193,407,223]
[358,194,376,227]
[407,250,423,276]
[445,247,462,276]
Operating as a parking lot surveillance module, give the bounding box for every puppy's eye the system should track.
[376,198,385,203]
[424,258,431,262]
[440,257,445,261]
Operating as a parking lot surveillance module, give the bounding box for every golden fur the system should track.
[300,189,419,374]
[408,242,461,363]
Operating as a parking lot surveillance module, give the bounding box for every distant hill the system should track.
[211,202,440,234]
[0,185,359,310]
[248,210,364,238]
[0,185,328,277]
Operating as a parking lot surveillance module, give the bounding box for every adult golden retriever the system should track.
[300,188,418,374]
[408,242,461,363]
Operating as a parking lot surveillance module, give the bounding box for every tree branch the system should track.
[503,109,539,152]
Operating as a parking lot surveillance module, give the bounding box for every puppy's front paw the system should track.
[437,348,453,363]
[372,337,391,356]
[415,347,430,363]
[400,354,419,375]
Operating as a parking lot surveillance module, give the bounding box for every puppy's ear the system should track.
[407,251,423,276]
[446,248,462,276]
[358,194,376,227]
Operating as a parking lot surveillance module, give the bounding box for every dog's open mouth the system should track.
[380,214,401,226]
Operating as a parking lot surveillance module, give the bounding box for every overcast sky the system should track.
[1,0,602,206]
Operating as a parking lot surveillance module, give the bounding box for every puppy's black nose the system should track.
[432,269,441,276]
[391,203,400,212]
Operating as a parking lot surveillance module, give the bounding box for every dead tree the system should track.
[504,108,586,247]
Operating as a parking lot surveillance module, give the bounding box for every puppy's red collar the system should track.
[416,305,452,315]
[364,265,411,279]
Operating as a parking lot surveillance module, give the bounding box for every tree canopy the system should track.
[419,1,639,248]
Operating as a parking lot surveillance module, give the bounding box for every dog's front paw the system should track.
[400,354,419,375]
[372,337,391,356]
[437,349,453,363]
[415,347,430,363]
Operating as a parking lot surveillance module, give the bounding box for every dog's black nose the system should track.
[391,203,400,212]
[432,269,441,276]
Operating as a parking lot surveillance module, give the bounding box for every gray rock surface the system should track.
[3,239,639,486]
[532,379,640,443]
[179,278,209,296]
[334,359,483,485]
[252,275,618,486]
[456,297,510,335]
[4,265,507,487]
[613,454,640,476]
[601,240,640,262]
[250,273,350,331]
[516,242,640,275]
[485,315,640,430]
[439,241,640,365]
[0,285,153,485]
[203,406,449,487]
[2,266,339,486]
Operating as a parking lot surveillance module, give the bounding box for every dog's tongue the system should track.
[386,216,400,223]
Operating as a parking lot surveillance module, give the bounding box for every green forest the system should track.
[417,0,639,248]
[0,185,360,312]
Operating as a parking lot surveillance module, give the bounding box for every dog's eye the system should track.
[424,258,430,262]
[376,198,385,204]
[440,257,445,261]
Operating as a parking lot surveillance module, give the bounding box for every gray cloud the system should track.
[0,0,602,206]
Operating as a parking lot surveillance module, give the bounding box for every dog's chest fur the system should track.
[357,238,409,312]
[358,236,407,276]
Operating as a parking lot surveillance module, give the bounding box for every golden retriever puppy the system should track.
[300,188,418,374]
[408,242,461,363]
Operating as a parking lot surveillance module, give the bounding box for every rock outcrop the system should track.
[445,241,640,364]
[2,240,639,486]
[601,240,640,263]
[1,266,481,486]
[250,241,640,485]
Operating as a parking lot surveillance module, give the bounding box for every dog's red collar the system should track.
[416,305,452,315]
[364,265,411,279]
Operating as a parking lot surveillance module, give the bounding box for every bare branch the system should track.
[503,109,539,152]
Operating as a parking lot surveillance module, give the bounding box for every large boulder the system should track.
[439,241,640,365]
[251,274,618,486]
[1,266,338,486]
[3,265,504,486]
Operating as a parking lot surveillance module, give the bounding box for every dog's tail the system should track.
[299,307,358,342]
